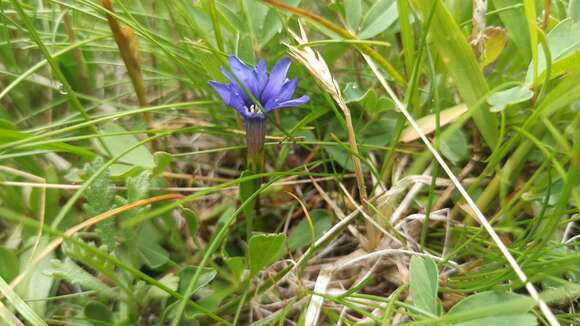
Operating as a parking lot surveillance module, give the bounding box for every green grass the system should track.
[0,0,579,325]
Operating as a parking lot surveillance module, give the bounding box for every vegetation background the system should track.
[0,0,579,325]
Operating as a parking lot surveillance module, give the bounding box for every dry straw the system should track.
[286,21,378,249]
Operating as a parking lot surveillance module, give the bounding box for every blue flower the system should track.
[208,56,309,120]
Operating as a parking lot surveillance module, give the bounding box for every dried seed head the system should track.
[286,21,341,101]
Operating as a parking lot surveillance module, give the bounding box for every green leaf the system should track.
[362,116,397,146]
[0,247,18,282]
[570,0,580,22]
[526,19,580,86]
[153,151,172,176]
[46,259,116,298]
[441,128,469,163]
[288,209,333,250]
[415,0,498,148]
[15,237,54,316]
[248,233,286,277]
[62,241,117,283]
[136,222,169,269]
[224,257,245,283]
[448,291,536,325]
[83,157,115,216]
[487,85,534,112]
[182,208,199,238]
[83,157,116,249]
[359,0,398,39]
[146,273,179,300]
[190,6,214,39]
[325,144,356,172]
[344,0,362,31]
[99,123,155,176]
[409,256,439,316]
[84,301,112,326]
[178,266,217,295]
[343,82,371,103]
[493,0,531,61]
[260,9,283,45]
[245,0,269,40]
[126,170,151,202]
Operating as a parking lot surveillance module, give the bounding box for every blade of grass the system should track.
[0,100,214,152]
[0,276,46,326]
[413,0,498,148]
[207,0,224,51]
[10,0,111,155]
[0,35,106,101]
[523,0,538,82]
[397,0,416,76]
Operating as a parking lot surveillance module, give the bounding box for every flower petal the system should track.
[278,78,298,102]
[260,57,291,103]
[220,67,249,104]
[263,78,297,111]
[228,56,259,97]
[208,80,246,113]
[265,95,310,111]
[253,58,268,94]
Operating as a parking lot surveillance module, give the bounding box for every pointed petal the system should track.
[277,78,298,102]
[228,56,259,97]
[265,95,310,111]
[263,78,297,111]
[208,81,246,113]
[261,57,291,103]
[220,67,249,104]
[208,80,233,104]
[253,58,268,94]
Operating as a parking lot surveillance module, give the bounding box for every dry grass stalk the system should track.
[400,104,467,142]
[101,0,155,148]
[287,21,378,249]
[308,174,369,246]
[0,302,25,326]
[389,166,432,225]
[471,0,488,59]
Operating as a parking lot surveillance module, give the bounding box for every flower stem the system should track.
[244,117,266,238]
[246,117,266,173]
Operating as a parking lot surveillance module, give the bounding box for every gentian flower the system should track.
[209,56,309,170]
